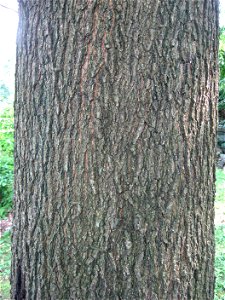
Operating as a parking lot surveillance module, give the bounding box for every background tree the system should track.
[12,1,219,299]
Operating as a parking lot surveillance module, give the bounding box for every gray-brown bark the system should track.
[12,1,219,299]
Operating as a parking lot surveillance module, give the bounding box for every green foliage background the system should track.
[215,225,225,300]
[0,106,14,217]
[0,231,11,299]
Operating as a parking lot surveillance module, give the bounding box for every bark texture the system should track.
[12,1,219,299]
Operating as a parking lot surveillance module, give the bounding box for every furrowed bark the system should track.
[12,1,219,299]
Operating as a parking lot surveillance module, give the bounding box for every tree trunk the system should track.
[12,1,219,299]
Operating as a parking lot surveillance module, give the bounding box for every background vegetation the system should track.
[215,170,225,299]
[0,231,11,299]
[0,106,13,218]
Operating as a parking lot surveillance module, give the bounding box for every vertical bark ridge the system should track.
[12,0,218,299]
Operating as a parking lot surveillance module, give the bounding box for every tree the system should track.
[12,1,219,299]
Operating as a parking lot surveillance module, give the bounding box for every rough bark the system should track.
[12,1,219,299]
